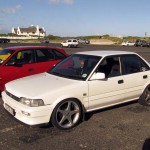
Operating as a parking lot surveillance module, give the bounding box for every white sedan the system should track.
[121,41,135,46]
[2,51,150,130]
[61,39,78,48]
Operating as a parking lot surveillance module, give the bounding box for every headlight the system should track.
[19,97,45,107]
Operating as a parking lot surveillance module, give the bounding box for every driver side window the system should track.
[97,56,121,78]
[6,50,34,65]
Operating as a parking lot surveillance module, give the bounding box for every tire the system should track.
[73,45,75,48]
[139,85,150,106]
[51,99,82,130]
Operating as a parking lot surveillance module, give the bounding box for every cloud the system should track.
[0,5,22,14]
[48,0,74,5]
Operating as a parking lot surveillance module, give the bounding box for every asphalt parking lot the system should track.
[1,43,150,150]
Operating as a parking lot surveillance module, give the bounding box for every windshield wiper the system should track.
[49,71,62,76]
[50,71,83,80]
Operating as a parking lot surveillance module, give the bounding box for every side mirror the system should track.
[6,60,23,67]
[90,72,105,80]
[5,60,16,66]
[15,61,23,67]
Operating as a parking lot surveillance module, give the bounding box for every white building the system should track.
[12,25,46,37]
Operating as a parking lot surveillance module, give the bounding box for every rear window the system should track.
[53,50,67,59]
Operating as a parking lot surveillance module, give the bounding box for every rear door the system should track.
[1,49,35,86]
[33,48,66,73]
[121,54,150,100]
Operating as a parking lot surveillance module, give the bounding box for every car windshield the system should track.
[0,49,15,65]
[48,54,101,80]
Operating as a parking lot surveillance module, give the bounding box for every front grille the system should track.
[6,90,20,101]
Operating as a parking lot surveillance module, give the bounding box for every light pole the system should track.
[145,32,147,38]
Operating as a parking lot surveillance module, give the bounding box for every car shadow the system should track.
[40,101,138,129]
[84,100,137,121]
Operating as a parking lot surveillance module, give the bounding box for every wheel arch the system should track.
[139,83,150,106]
[141,82,150,95]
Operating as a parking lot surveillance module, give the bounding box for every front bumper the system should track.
[2,91,54,125]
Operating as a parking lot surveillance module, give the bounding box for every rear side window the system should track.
[35,49,55,63]
[122,55,149,75]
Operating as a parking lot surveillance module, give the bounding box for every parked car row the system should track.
[2,48,150,130]
[0,38,10,43]
[61,38,90,48]
[122,40,150,47]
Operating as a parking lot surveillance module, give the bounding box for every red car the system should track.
[0,46,68,92]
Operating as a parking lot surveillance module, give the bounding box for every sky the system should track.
[0,0,150,37]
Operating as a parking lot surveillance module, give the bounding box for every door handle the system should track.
[143,75,148,79]
[118,80,124,84]
[28,68,34,72]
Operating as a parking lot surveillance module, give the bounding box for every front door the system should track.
[88,56,125,110]
[2,50,35,86]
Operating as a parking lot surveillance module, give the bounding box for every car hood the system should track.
[6,73,87,104]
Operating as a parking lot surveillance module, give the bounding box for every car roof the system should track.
[4,46,63,51]
[67,39,77,40]
[76,50,136,57]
